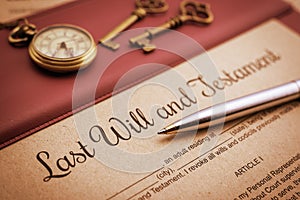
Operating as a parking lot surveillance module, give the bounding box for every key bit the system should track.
[129,0,214,53]
[99,0,168,50]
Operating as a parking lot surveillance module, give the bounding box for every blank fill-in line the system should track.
[106,167,163,200]
[177,137,233,171]
[126,181,159,200]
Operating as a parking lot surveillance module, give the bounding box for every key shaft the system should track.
[99,0,169,50]
[129,16,183,46]
[99,8,147,50]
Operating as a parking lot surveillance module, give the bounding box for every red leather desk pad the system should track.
[0,0,295,148]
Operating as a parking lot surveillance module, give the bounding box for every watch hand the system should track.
[60,41,67,49]
[55,41,75,57]
[60,42,74,57]
[66,47,74,57]
[52,42,64,57]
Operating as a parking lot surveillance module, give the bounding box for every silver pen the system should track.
[157,79,300,135]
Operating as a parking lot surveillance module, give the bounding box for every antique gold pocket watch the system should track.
[6,19,97,73]
[28,24,97,73]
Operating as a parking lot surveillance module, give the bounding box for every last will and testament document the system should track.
[0,19,300,199]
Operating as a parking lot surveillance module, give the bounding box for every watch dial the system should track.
[33,25,92,59]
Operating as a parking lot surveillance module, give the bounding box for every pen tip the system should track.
[157,129,167,135]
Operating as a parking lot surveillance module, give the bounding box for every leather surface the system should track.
[0,0,292,148]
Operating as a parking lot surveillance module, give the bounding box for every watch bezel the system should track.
[29,24,97,73]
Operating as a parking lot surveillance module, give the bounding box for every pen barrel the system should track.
[224,80,300,121]
[175,80,300,133]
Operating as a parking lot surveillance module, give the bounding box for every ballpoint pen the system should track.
[157,79,300,135]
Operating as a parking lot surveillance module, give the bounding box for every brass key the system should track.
[129,0,213,53]
[99,0,168,50]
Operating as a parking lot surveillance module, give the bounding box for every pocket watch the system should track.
[28,24,97,73]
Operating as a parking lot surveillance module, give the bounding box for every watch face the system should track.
[29,24,97,73]
[33,25,93,59]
